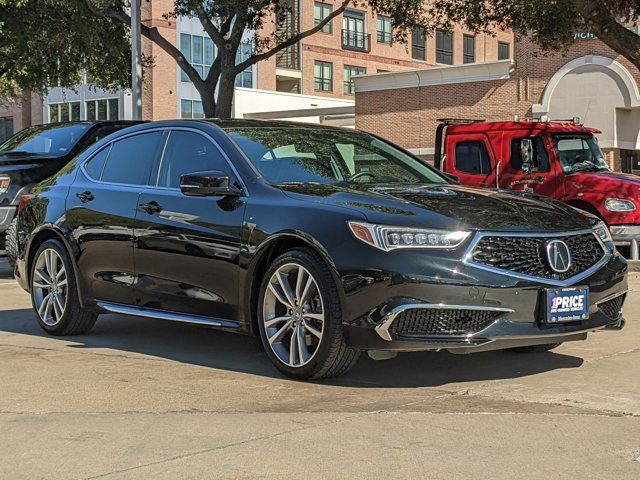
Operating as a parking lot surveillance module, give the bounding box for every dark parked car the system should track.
[0,121,141,267]
[14,120,628,379]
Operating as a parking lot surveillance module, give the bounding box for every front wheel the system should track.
[257,248,360,380]
[5,217,18,274]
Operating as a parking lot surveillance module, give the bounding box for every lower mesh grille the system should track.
[389,308,504,337]
[598,294,626,320]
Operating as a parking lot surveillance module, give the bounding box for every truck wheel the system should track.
[257,248,360,380]
[507,343,563,353]
[5,217,18,274]
[30,239,97,336]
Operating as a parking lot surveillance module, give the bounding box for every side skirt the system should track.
[97,301,241,330]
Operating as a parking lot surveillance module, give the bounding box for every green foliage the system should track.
[0,0,132,99]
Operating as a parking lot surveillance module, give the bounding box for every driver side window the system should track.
[511,137,550,172]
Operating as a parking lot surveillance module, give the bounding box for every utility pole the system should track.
[131,0,142,120]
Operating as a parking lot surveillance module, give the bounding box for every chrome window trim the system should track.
[462,228,612,287]
[375,303,515,341]
[79,128,166,187]
[150,126,249,196]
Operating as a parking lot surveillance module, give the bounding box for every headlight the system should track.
[605,198,635,212]
[348,222,471,251]
[594,222,613,243]
[0,176,9,194]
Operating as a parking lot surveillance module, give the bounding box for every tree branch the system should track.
[571,0,640,69]
[233,0,351,73]
[195,6,225,49]
[81,0,205,87]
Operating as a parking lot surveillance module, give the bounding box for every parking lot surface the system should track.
[0,255,639,479]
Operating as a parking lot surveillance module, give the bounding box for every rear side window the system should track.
[84,146,110,180]
[455,141,491,175]
[101,132,162,185]
[157,131,230,188]
[511,137,550,172]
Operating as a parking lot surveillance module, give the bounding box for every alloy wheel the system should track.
[32,248,68,326]
[262,263,325,368]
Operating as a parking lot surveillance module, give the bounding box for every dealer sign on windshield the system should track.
[546,288,589,323]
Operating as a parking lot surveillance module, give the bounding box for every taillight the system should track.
[17,194,34,215]
[0,176,9,194]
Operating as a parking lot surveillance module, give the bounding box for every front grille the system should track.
[389,308,502,337]
[598,293,626,320]
[471,233,604,280]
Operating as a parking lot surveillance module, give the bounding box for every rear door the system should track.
[501,136,557,196]
[133,128,247,320]
[66,130,164,305]
[444,134,496,187]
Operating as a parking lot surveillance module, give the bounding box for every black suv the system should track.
[0,121,140,264]
[14,120,628,379]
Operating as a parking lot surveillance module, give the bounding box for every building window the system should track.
[86,99,119,121]
[314,2,332,34]
[49,102,81,123]
[436,30,453,64]
[235,43,254,88]
[314,61,333,91]
[344,65,366,94]
[463,35,475,63]
[342,11,369,52]
[180,33,214,82]
[498,42,510,60]
[411,28,425,60]
[181,99,204,119]
[0,117,13,143]
[454,141,491,175]
[377,16,392,44]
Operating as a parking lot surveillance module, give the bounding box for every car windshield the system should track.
[553,135,609,173]
[0,123,90,156]
[226,127,448,186]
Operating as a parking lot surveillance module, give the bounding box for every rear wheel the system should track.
[30,239,97,335]
[257,248,360,380]
[5,217,18,274]
[507,342,563,353]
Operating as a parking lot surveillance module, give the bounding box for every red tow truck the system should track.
[435,119,640,259]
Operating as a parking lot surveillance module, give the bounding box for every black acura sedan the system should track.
[14,120,628,379]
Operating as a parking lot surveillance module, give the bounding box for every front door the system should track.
[501,136,557,197]
[133,129,246,320]
[66,130,164,305]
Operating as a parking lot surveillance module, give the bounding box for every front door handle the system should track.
[76,191,94,203]
[139,201,163,215]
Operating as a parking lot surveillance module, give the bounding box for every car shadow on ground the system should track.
[0,307,585,388]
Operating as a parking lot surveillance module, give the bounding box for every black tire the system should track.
[257,248,360,380]
[5,217,18,274]
[507,342,563,353]
[30,239,98,336]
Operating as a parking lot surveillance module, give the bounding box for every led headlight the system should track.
[594,221,613,244]
[0,176,9,194]
[605,198,635,212]
[348,222,470,251]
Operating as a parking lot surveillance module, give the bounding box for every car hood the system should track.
[567,170,640,195]
[281,183,595,232]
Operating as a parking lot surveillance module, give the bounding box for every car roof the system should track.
[446,120,601,135]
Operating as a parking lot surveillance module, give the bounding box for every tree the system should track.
[4,1,640,119]
[0,0,133,99]
[427,1,640,68]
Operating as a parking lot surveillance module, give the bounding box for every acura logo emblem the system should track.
[546,240,572,273]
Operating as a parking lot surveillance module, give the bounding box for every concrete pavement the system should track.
[0,256,639,479]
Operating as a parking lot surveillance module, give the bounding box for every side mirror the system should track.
[520,138,534,175]
[442,172,460,184]
[179,170,241,197]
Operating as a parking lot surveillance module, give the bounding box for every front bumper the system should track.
[610,225,640,260]
[342,254,628,354]
[0,206,16,234]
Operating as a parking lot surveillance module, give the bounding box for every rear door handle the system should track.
[76,191,94,203]
[139,201,163,215]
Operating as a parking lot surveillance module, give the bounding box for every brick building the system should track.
[355,36,640,172]
[41,0,513,126]
[0,93,42,144]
